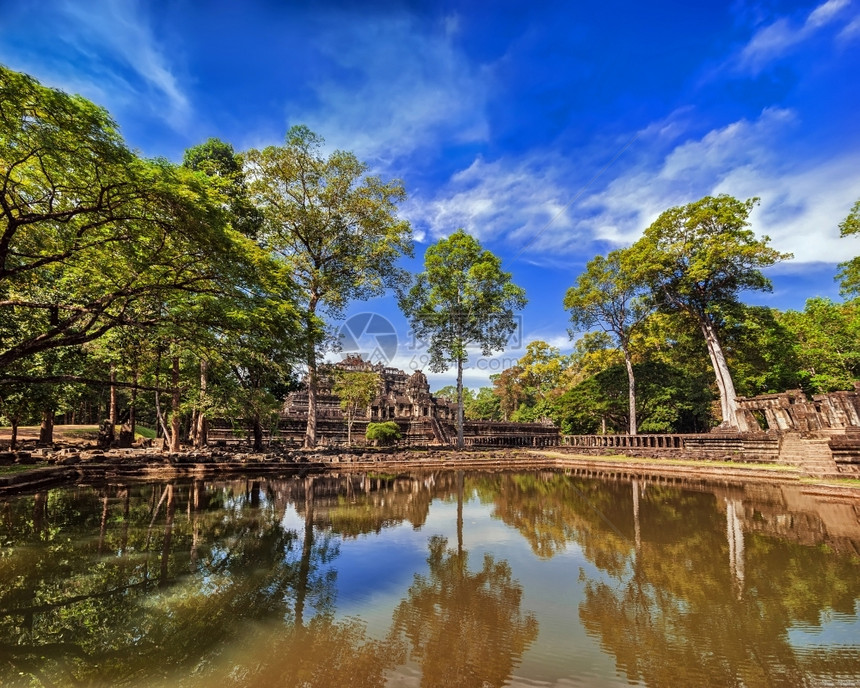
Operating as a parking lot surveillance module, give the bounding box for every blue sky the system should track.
[2,0,859,388]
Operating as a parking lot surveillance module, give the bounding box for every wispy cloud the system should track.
[735,0,854,72]
[0,0,190,130]
[290,14,491,165]
[405,106,860,265]
[60,0,190,128]
[838,15,860,40]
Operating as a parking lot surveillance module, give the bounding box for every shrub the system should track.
[365,421,401,446]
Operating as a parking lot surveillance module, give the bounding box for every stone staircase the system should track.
[778,433,840,477]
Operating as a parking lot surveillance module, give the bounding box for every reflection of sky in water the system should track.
[3,474,857,688]
[328,489,623,686]
[788,601,860,648]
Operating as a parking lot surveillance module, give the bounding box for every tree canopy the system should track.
[837,199,860,296]
[627,195,791,430]
[565,249,651,434]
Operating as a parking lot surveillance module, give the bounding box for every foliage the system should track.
[490,366,525,421]
[780,297,860,392]
[719,305,803,396]
[836,199,860,296]
[400,230,526,446]
[628,194,791,430]
[365,420,401,445]
[333,369,380,444]
[565,249,651,434]
[245,125,412,446]
[0,67,249,375]
[467,386,501,420]
[551,361,712,434]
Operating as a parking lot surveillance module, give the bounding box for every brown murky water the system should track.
[1,470,858,687]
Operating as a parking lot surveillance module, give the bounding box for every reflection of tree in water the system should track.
[576,484,860,687]
[475,471,634,573]
[0,477,402,687]
[392,534,538,688]
[316,472,436,537]
[474,471,860,686]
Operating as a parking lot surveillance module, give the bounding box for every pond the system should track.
[1,469,858,687]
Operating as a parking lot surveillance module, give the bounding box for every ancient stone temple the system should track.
[283,355,457,422]
[279,355,559,447]
[563,385,860,476]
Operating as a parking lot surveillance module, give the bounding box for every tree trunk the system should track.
[130,371,138,437]
[170,356,181,452]
[295,476,315,629]
[252,413,263,452]
[10,417,18,450]
[304,298,320,449]
[347,414,353,445]
[456,357,465,449]
[699,318,749,431]
[39,409,54,445]
[305,349,318,449]
[159,484,175,587]
[109,366,117,426]
[195,359,208,448]
[624,347,637,436]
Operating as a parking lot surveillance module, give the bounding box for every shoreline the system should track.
[2,446,858,497]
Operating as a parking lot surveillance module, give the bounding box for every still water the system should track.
[1,470,858,687]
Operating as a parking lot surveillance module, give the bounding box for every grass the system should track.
[135,426,157,439]
[531,449,800,472]
[64,424,157,440]
[799,476,860,488]
[0,463,45,475]
[0,423,158,443]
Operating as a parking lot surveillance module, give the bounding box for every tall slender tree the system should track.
[399,230,526,448]
[564,249,651,435]
[245,126,412,447]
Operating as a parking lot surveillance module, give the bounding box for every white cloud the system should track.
[289,15,491,164]
[807,0,852,29]
[736,0,854,72]
[0,0,191,130]
[60,0,190,128]
[406,106,860,265]
[401,152,583,251]
[838,16,860,40]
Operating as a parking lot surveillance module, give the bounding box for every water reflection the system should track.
[0,470,858,687]
[477,471,860,687]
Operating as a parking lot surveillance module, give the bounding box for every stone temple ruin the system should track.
[563,384,860,476]
[277,355,559,447]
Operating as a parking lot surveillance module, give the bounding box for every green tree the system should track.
[183,137,263,240]
[517,341,568,402]
[466,386,501,420]
[333,369,380,445]
[0,67,242,380]
[837,199,860,296]
[365,420,401,446]
[564,249,651,435]
[433,385,474,403]
[780,297,860,392]
[490,366,525,422]
[245,125,412,448]
[399,230,527,448]
[628,195,791,431]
